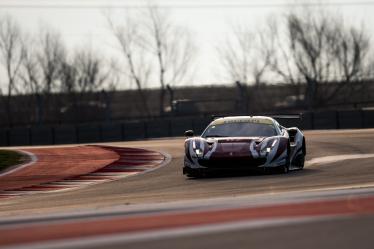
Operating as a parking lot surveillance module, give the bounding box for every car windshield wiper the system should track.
[204,135,228,138]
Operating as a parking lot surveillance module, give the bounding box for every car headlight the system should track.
[260,147,271,154]
[266,147,272,153]
[260,139,278,154]
[194,149,203,157]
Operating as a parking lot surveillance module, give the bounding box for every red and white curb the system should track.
[1,192,374,248]
[0,146,170,199]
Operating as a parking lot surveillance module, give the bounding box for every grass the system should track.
[0,150,24,172]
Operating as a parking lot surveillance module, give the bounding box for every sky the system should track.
[0,0,374,89]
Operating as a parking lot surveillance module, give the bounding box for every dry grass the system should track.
[0,150,23,172]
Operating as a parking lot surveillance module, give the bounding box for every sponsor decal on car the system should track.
[211,117,273,126]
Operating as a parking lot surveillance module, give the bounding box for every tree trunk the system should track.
[5,94,12,127]
[137,88,151,118]
[6,81,12,127]
[159,86,165,117]
[305,79,317,111]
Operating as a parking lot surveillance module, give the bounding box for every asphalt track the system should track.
[1,129,374,248]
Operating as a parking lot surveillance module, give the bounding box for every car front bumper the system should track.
[183,155,286,175]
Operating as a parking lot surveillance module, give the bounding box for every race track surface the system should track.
[1,129,374,248]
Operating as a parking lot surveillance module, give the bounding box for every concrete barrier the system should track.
[8,128,30,146]
[146,120,171,138]
[123,121,146,140]
[3,109,374,147]
[363,110,374,128]
[192,118,211,134]
[300,112,314,130]
[313,111,338,129]
[30,126,54,145]
[0,130,8,146]
[77,124,101,143]
[101,123,123,142]
[338,110,363,129]
[171,118,194,136]
[275,116,304,129]
[54,125,77,144]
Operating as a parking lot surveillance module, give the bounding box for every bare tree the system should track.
[106,6,195,117]
[0,15,25,126]
[59,45,114,123]
[61,46,108,94]
[265,18,301,88]
[101,58,119,122]
[59,59,77,94]
[219,24,271,86]
[271,8,373,109]
[142,6,195,116]
[327,20,371,101]
[219,21,276,113]
[107,12,152,118]
[21,38,40,94]
[219,25,253,85]
[22,25,115,125]
[20,36,45,124]
[37,28,66,94]
[20,27,66,124]
[286,10,337,109]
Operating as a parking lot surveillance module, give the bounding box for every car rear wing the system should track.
[211,115,225,120]
[211,114,303,121]
[270,114,303,120]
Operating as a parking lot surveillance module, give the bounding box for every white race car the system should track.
[183,116,306,177]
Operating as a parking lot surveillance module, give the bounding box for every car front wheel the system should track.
[277,144,290,174]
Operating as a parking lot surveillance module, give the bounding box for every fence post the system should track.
[168,119,172,137]
[121,123,126,141]
[51,127,56,145]
[360,110,365,128]
[144,122,148,139]
[99,124,103,142]
[6,129,10,146]
[75,126,80,143]
[28,127,32,145]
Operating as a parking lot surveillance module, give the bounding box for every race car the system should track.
[183,116,306,177]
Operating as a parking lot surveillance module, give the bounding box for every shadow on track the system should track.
[185,168,320,180]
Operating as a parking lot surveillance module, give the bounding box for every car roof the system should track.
[210,116,275,126]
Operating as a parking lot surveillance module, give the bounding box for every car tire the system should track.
[282,154,290,173]
[296,154,305,170]
[187,172,198,178]
[186,169,205,178]
[298,138,306,170]
[275,143,290,174]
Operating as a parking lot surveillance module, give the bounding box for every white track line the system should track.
[2,186,373,229]
[0,215,353,249]
[306,153,374,166]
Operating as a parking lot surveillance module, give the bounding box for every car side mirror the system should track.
[184,130,194,137]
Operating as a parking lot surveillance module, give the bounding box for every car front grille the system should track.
[198,157,266,169]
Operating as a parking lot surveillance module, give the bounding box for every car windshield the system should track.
[202,122,278,138]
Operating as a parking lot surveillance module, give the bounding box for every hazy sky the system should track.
[0,0,374,89]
